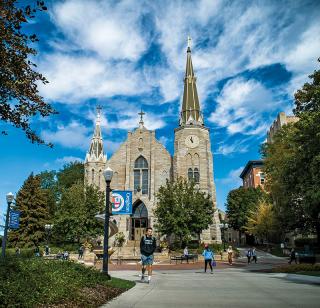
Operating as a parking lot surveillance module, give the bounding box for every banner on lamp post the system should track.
[111,191,132,215]
[9,210,20,229]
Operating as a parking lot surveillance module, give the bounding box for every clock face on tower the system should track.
[185,135,199,148]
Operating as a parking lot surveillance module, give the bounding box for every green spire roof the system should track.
[180,37,203,126]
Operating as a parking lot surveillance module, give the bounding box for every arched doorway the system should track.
[131,201,148,240]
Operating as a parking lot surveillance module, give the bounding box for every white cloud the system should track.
[52,0,147,61]
[209,78,278,136]
[215,140,249,156]
[41,120,91,150]
[55,156,83,165]
[217,166,243,187]
[158,136,169,147]
[39,53,148,103]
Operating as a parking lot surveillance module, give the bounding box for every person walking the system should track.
[78,245,84,259]
[140,227,157,284]
[202,244,214,274]
[45,245,50,256]
[252,247,257,263]
[227,246,233,265]
[288,248,297,264]
[246,248,252,264]
[34,245,41,257]
[183,246,189,257]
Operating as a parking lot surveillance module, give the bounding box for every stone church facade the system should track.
[85,43,221,244]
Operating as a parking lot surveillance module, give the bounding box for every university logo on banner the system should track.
[111,191,132,215]
[9,210,20,229]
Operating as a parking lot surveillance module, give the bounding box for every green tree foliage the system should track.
[226,186,269,231]
[263,61,320,244]
[57,162,84,189]
[38,170,58,221]
[8,173,48,247]
[53,183,104,243]
[0,0,56,145]
[245,200,276,242]
[154,178,214,246]
[293,58,320,115]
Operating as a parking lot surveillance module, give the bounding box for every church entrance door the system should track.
[131,201,148,241]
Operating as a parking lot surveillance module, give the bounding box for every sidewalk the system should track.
[102,269,320,308]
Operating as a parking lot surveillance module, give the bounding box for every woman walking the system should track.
[227,246,233,265]
[202,244,214,274]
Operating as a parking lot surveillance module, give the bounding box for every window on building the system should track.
[134,156,148,194]
[194,168,200,183]
[188,168,193,181]
[260,172,265,185]
[91,169,94,183]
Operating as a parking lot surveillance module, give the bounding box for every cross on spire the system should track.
[138,108,145,128]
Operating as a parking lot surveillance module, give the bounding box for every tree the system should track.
[263,60,320,245]
[226,186,269,231]
[294,58,320,115]
[53,183,104,243]
[245,200,276,244]
[8,173,49,247]
[0,0,56,145]
[57,162,84,190]
[38,170,58,221]
[154,178,214,247]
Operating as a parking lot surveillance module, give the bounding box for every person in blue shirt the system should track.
[202,244,214,274]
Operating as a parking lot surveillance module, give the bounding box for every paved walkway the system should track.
[103,268,320,308]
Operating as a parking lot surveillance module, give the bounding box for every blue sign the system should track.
[9,210,20,229]
[111,191,132,215]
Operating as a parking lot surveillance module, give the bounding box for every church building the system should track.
[85,42,221,244]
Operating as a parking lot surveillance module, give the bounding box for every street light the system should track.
[1,192,15,258]
[102,167,113,279]
[45,224,53,246]
[219,222,229,252]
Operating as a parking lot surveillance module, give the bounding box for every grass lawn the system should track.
[0,256,135,307]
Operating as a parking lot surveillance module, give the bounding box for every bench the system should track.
[115,256,142,265]
[170,254,198,264]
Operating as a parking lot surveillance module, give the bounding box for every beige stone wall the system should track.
[84,161,106,192]
[173,126,221,243]
[106,126,172,243]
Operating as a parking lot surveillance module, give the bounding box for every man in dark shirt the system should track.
[140,227,156,283]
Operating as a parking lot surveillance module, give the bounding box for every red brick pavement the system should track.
[95,260,247,271]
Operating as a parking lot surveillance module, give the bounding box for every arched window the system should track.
[194,168,200,183]
[91,169,94,183]
[134,156,148,194]
[98,170,102,186]
[188,168,193,181]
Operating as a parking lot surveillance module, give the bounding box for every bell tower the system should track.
[84,106,107,192]
[173,38,221,243]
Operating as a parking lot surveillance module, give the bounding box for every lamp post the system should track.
[1,192,15,258]
[45,224,53,246]
[103,167,113,279]
[219,222,229,252]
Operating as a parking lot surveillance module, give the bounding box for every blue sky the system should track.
[1,0,320,226]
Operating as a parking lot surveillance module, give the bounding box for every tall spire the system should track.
[85,105,107,163]
[180,37,203,126]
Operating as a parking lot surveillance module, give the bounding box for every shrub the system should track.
[294,238,317,248]
[272,264,320,273]
[0,257,135,307]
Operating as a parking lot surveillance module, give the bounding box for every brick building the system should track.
[239,160,265,189]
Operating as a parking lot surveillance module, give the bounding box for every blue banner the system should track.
[111,191,132,215]
[9,210,20,229]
